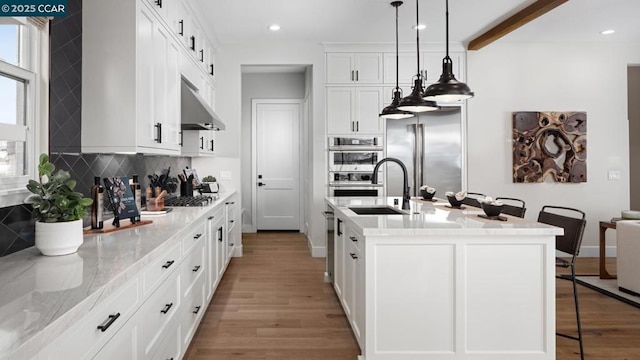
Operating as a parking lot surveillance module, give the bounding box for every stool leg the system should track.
[571,264,584,360]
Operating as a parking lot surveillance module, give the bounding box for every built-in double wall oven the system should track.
[328,136,383,197]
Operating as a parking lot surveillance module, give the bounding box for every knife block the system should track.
[180,181,193,197]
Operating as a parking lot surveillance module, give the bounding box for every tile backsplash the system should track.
[0,0,192,257]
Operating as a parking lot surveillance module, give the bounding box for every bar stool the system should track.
[461,192,486,208]
[496,197,526,218]
[537,205,586,360]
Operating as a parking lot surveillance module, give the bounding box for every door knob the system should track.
[258,182,266,187]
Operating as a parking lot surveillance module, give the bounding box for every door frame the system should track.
[251,99,304,232]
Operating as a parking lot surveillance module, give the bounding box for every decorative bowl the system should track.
[420,189,436,200]
[481,202,504,217]
[446,194,464,208]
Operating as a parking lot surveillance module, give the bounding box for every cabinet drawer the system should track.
[40,277,140,360]
[140,268,181,357]
[150,319,181,360]
[182,220,206,255]
[181,236,205,297]
[180,276,205,349]
[142,241,181,296]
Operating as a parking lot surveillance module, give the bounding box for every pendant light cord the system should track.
[445,0,450,60]
[415,0,421,79]
[395,2,400,92]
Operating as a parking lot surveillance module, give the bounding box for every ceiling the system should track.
[191,0,640,48]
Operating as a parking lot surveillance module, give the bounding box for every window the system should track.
[0,19,42,207]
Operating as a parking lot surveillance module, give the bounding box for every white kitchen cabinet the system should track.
[92,315,139,360]
[150,322,181,360]
[345,228,365,348]
[382,51,466,86]
[206,206,224,300]
[333,217,345,299]
[175,0,191,49]
[327,87,383,135]
[143,0,175,29]
[38,278,141,360]
[181,130,216,157]
[225,196,239,261]
[82,0,181,154]
[326,53,383,84]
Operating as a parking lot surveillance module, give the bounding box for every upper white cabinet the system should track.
[181,130,216,157]
[326,53,383,84]
[382,52,466,85]
[82,0,181,154]
[327,87,384,135]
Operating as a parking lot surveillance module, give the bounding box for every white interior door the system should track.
[255,102,300,230]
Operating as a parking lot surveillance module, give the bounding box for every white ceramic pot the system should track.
[35,219,84,256]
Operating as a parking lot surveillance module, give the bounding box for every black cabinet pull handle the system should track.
[349,236,358,242]
[179,131,183,146]
[218,226,223,241]
[160,302,173,314]
[190,36,195,51]
[230,220,235,223]
[350,253,358,259]
[208,216,214,220]
[154,122,162,143]
[209,64,214,76]
[192,265,201,272]
[337,219,343,236]
[193,306,201,315]
[199,136,204,149]
[162,260,175,269]
[194,233,202,239]
[356,121,359,132]
[199,49,204,62]
[229,243,234,246]
[97,313,120,332]
[155,0,162,8]
[210,139,214,151]
[179,20,183,36]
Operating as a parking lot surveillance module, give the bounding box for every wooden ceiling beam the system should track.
[468,0,569,51]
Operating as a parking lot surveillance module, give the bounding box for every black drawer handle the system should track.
[208,216,214,220]
[161,302,173,314]
[192,265,201,272]
[229,243,234,246]
[349,236,358,242]
[209,64,214,76]
[97,313,120,332]
[230,220,235,223]
[162,260,175,269]
[350,253,358,259]
[193,305,201,315]
[179,20,183,36]
[194,233,202,239]
[155,0,162,8]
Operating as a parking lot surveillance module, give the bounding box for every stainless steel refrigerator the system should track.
[385,107,463,197]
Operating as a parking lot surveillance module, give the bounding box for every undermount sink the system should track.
[349,206,406,215]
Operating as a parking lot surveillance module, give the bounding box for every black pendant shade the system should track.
[380,1,414,120]
[397,0,439,113]
[423,0,474,102]
[380,89,413,119]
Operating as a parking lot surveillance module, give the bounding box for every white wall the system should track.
[240,72,306,230]
[192,41,327,256]
[467,42,640,255]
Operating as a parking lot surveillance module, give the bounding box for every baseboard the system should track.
[232,244,243,257]
[307,235,326,258]
[577,246,616,257]
[242,224,255,233]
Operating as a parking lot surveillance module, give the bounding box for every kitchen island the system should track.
[327,196,562,360]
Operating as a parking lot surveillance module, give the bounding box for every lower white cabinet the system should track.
[36,192,241,360]
[38,278,140,360]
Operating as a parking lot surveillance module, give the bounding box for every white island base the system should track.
[328,197,561,360]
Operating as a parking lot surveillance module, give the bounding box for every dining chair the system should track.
[537,205,586,360]
[461,192,486,208]
[496,197,526,218]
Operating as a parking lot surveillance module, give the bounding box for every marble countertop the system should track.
[327,196,563,236]
[0,191,235,359]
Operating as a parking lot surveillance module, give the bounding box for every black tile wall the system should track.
[0,0,192,257]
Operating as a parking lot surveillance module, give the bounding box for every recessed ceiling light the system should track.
[268,24,281,31]
[412,24,426,30]
[601,29,615,35]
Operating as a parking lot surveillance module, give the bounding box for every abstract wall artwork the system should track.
[512,111,587,183]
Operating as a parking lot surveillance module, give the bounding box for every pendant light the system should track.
[423,0,474,102]
[380,1,414,120]
[397,0,439,112]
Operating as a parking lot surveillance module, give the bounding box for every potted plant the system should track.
[201,175,216,183]
[25,154,93,256]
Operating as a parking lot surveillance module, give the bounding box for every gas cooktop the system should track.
[164,195,217,207]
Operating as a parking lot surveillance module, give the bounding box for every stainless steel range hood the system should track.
[180,78,225,131]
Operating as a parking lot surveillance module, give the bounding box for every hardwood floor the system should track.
[185,233,640,360]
